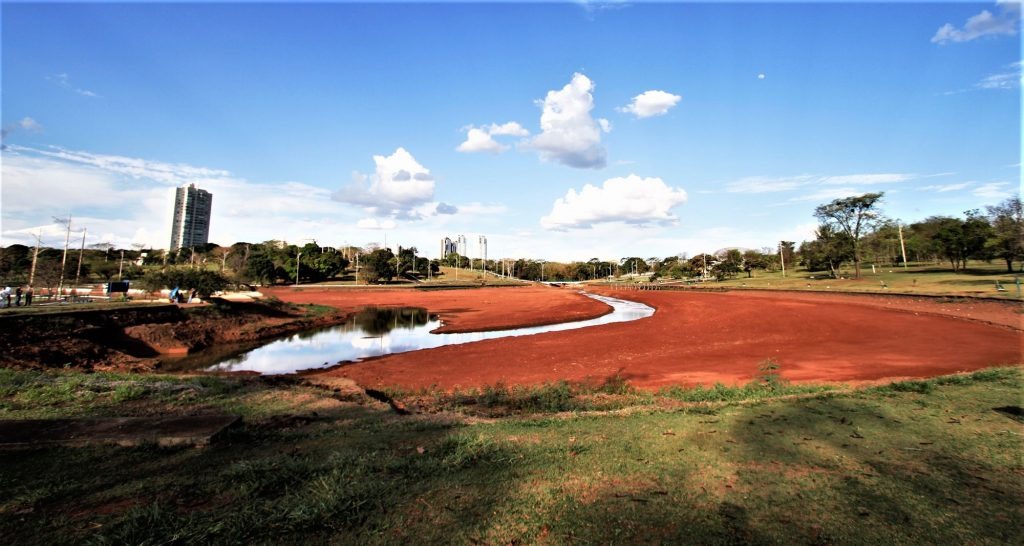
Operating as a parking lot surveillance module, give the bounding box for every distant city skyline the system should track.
[1,2,1019,261]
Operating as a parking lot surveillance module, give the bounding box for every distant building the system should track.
[456,234,467,256]
[478,235,487,262]
[441,237,456,258]
[169,183,213,251]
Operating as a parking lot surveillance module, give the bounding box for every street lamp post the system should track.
[295,251,302,286]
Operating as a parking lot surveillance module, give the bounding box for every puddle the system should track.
[199,292,653,375]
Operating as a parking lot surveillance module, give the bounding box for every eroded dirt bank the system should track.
[316,288,1022,391]
[0,299,347,371]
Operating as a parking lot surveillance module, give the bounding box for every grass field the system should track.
[1,367,1021,544]
[626,261,1023,300]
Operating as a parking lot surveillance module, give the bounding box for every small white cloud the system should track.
[724,172,916,194]
[617,90,681,118]
[726,175,815,193]
[487,122,529,137]
[46,72,99,97]
[435,202,458,215]
[598,118,612,132]
[790,187,863,202]
[525,73,607,169]
[931,3,1020,44]
[456,127,507,154]
[1,118,44,147]
[541,174,687,230]
[17,117,43,132]
[456,122,529,154]
[757,73,766,80]
[334,148,436,219]
[819,173,915,185]
[919,182,972,192]
[356,218,397,230]
[972,181,1013,199]
[976,60,1023,89]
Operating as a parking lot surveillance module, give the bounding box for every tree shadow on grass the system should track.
[724,395,1024,544]
[0,399,522,545]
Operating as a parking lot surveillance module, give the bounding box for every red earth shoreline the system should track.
[265,285,1022,392]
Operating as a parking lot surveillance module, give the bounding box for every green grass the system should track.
[0,300,169,317]
[702,261,1023,299]
[1,366,1021,544]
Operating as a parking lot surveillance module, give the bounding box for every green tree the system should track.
[361,248,396,283]
[620,257,649,276]
[930,212,992,272]
[139,268,228,298]
[246,252,277,285]
[986,197,1023,272]
[800,225,854,277]
[813,192,885,279]
[741,249,769,278]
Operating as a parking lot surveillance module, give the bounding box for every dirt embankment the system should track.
[0,299,348,372]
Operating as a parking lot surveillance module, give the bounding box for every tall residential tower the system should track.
[169,183,213,251]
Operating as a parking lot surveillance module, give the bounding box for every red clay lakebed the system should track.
[179,293,654,375]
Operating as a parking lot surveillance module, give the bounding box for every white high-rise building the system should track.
[440,237,456,258]
[456,234,467,256]
[169,183,213,251]
[478,235,487,262]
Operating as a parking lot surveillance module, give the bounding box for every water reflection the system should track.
[206,293,653,375]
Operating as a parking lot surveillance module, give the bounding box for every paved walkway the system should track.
[0,415,240,449]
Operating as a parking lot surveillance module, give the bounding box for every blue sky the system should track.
[2,1,1020,260]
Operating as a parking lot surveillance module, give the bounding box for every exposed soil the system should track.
[305,286,1022,391]
[0,299,347,372]
[262,285,611,333]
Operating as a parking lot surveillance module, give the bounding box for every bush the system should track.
[140,268,229,297]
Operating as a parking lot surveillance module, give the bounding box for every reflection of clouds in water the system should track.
[208,295,653,375]
[349,335,390,352]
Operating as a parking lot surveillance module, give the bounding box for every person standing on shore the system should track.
[15,287,23,306]
[1,287,10,308]
[24,286,33,306]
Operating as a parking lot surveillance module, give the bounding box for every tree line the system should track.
[1,195,1019,294]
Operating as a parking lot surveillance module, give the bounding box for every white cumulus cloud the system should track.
[526,73,608,169]
[488,122,529,137]
[617,90,682,118]
[456,122,529,153]
[334,148,436,219]
[541,174,687,230]
[931,3,1020,44]
[457,128,507,154]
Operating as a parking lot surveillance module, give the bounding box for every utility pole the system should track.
[355,253,360,284]
[55,214,72,298]
[779,242,786,278]
[295,251,302,286]
[897,223,909,271]
[28,231,42,288]
[74,228,87,288]
[119,250,125,280]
